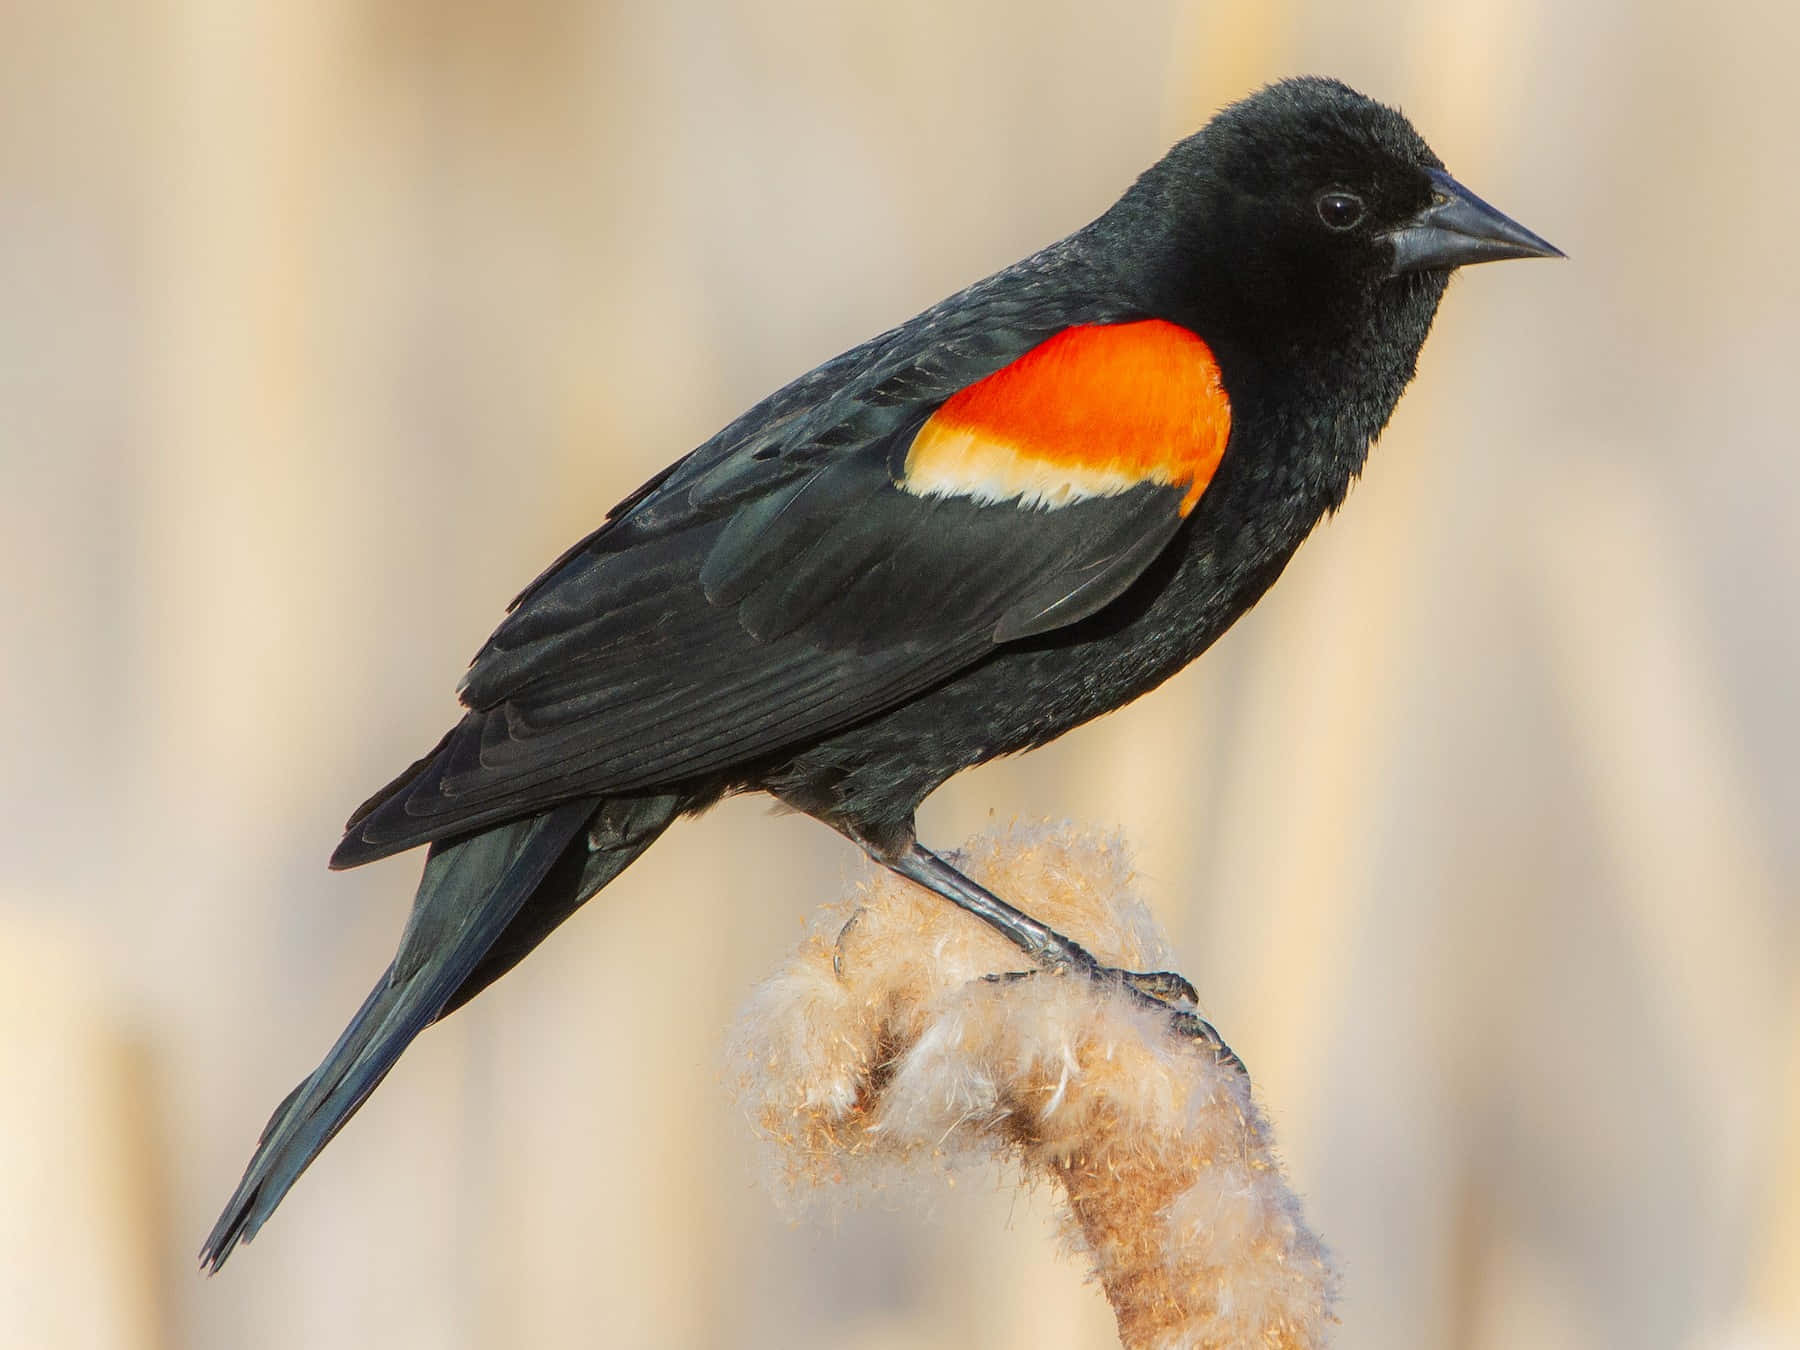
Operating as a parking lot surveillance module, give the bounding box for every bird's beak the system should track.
[1385,168,1563,276]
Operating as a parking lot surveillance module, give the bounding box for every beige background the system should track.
[2,1,1796,1347]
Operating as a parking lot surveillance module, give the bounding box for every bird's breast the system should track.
[898,320,1232,513]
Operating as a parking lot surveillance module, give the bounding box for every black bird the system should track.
[202,76,1559,1268]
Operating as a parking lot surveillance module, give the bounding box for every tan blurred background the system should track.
[3,1,1796,1347]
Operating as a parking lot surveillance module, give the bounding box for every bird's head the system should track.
[1097,77,1561,372]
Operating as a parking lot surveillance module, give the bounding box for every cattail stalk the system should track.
[728,823,1338,1349]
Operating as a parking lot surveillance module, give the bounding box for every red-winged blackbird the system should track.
[202,76,1558,1268]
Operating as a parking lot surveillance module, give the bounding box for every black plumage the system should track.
[202,76,1558,1269]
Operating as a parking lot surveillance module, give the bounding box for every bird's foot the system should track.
[984,952,1246,1079]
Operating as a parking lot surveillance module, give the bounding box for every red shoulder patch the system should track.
[900,320,1231,514]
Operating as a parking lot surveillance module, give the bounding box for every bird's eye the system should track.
[1315,191,1366,231]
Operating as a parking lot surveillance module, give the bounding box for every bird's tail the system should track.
[200,792,680,1270]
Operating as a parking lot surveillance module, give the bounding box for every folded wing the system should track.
[335,314,1231,865]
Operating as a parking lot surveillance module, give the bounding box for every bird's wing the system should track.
[335,303,1232,866]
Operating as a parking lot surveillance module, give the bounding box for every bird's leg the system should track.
[864,833,1244,1075]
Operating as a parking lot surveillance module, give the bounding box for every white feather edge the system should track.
[898,424,1174,510]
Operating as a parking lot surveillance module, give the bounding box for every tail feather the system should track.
[200,798,596,1271]
[438,791,681,1018]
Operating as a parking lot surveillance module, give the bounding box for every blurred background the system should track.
[2,0,1796,1346]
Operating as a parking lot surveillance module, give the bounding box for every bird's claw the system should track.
[1162,1006,1247,1077]
[832,908,865,982]
[989,955,1247,1080]
[1113,968,1199,1005]
[1105,965,1245,1077]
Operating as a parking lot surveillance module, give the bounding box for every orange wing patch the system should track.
[900,321,1231,514]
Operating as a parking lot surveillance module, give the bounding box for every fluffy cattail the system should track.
[727,823,1338,1349]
